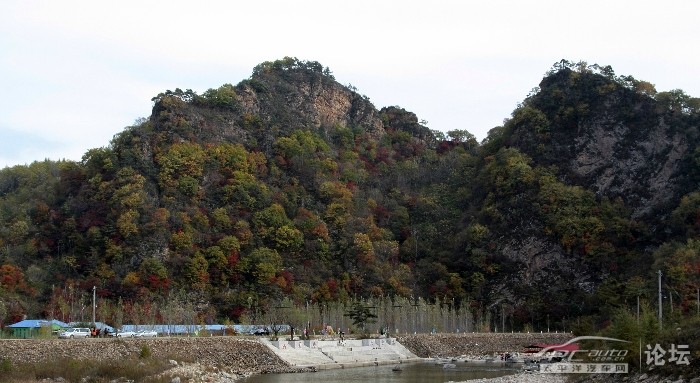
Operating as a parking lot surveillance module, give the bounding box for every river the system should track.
[243,361,521,383]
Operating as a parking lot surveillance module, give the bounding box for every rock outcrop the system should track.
[238,69,385,139]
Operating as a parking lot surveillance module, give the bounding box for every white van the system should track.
[59,327,91,338]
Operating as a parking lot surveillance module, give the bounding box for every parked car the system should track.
[135,330,158,337]
[113,330,136,338]
[59,327,91,338]
[250,328,269,336]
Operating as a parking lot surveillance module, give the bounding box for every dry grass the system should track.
[0,356,175,383]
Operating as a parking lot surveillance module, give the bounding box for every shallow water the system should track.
[243,361,520,383]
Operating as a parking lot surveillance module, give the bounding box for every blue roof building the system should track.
[7,319,70,338]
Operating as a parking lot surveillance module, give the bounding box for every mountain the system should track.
[502,64,698,221]
[0,58,698,334]
[470,62,699,325]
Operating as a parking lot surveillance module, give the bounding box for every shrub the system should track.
[140,345,152,359]
[0,358,12,374]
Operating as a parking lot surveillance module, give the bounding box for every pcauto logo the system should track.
[534,336,632,374]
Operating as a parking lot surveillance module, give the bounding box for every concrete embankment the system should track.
[260,337,420,370]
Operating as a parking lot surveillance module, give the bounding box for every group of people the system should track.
[319,324,347,340]
[90,327,109,337]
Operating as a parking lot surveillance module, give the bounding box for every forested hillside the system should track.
[1,58,698,334]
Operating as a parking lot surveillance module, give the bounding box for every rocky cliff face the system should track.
[570,114,689,219]
[239,75,384,138]
[238,60,385,140]
[508,68,698,223]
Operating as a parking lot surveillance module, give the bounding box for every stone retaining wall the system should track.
[0,337,294,375]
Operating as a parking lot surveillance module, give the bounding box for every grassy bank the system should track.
[0,353,173,383]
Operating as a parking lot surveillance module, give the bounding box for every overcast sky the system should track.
[2,0,699,168]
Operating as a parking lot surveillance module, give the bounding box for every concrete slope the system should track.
[260,337,420,370]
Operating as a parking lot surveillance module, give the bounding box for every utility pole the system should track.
[92,286,96,326]
[658,270,663,330]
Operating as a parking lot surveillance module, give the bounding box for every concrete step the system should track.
[261,337,419,367]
